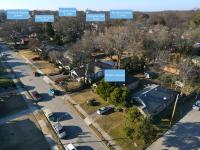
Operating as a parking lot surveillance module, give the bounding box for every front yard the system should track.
[70,89,108,115]
[18,50,60,75]
[96,112,144,150]
[70,88,145,149]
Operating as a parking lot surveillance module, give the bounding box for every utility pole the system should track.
[170,94,179,126]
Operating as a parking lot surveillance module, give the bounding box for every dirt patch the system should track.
[34,61,59,75]
[18,49,38,60]
[0,114,50,150]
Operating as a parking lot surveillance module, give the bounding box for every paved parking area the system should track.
[147,109,200,150]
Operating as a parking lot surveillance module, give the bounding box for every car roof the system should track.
[67,143,76,149]
[99,107,106,110]
[53,122,63,131]
[32,91,38,94]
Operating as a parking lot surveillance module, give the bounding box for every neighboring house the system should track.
[70,61,115,83]
[133,84,177,116]
[123,75,140,91]
[192,56,200,67]
[56,57,72,70]
[70,67,85,82]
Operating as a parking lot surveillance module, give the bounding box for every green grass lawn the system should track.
[96,112,144,150]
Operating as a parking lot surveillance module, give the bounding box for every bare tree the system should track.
[69,31,95,84]
[178,57,200,95]
[99,26,131,69]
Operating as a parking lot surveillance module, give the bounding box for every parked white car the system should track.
[65,143,77,150]
[193,100,200,111]
[53,122,66,139]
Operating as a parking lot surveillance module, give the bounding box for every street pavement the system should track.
[0,44,107,150]
[147,109,200,150]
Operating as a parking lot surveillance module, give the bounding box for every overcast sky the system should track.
[0,0,200,12]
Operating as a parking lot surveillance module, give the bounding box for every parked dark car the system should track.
[87,99,99,106]
[48,89,63,96]
[34,71,42,77]
[32,57,40,61]
[31,91,42,101]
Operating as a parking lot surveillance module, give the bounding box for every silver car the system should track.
[53,122,66,139]
[97,106,113,115]
[65,143,77,150]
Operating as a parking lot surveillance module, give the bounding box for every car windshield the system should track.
[100,107,106,111]
[196,101,200,106]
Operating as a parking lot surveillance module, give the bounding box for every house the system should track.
[70,61,115,83]
[123,75,140,91]
[70,67,85,82]
[192,56,200,67]
[133,84,177,116]
[56,57,72,70]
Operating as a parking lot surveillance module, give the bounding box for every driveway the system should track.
[0,45,107,150]
[147,109,200,150]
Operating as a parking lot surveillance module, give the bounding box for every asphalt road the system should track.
[147,109,200,150]
[0,44,107,150]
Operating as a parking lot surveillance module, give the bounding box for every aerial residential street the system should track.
[147,109,200,150]
[1,1,200,149]
[0,44,107,150]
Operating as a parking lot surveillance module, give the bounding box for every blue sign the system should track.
[7,9,30,20]
[35,15,54,22]
[59,8,77,16]
[110,10,133,19]
[104,69,125,82]
[86,13,105,22]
